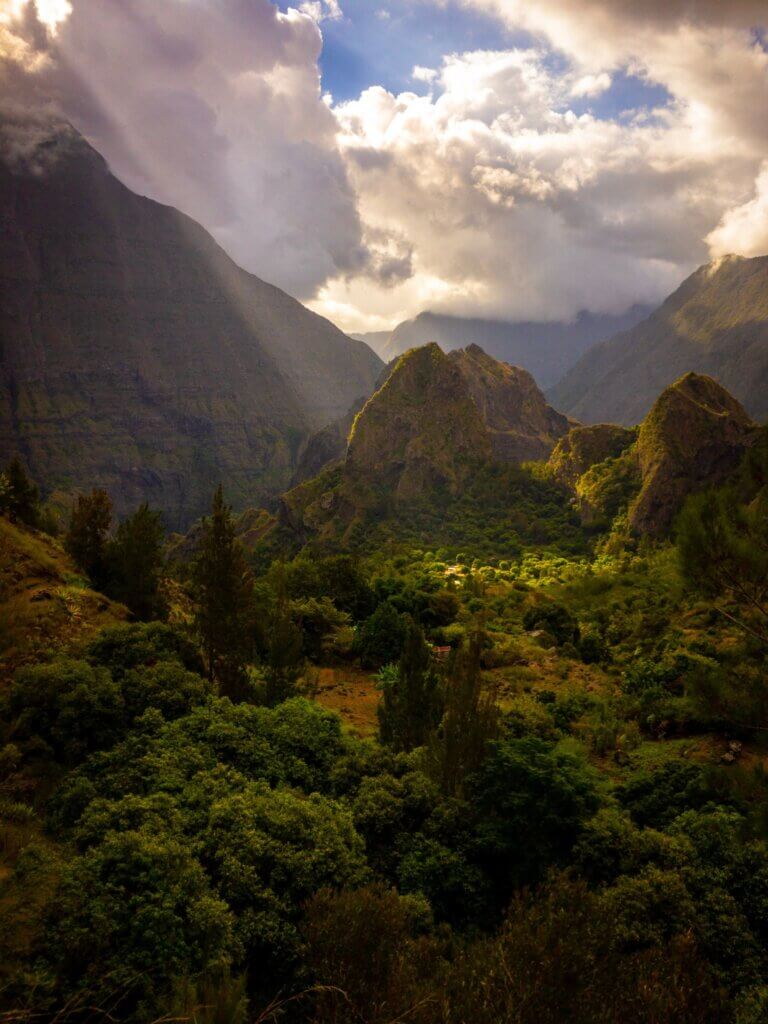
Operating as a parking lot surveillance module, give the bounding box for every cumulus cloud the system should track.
[311,0,768,330]
[2,0,767,333]
[0,0,366,298]
[707,163,768,259]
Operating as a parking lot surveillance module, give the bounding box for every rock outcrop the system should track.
[0,113,382,528]
[345,344,492,504]
[629,372,758,535]
[549,373,758,535]
[549,424,637,490]
[449,344,572,462]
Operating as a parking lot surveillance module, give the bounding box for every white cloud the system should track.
[3,0,767,332]
[315,27,767,329]
[571,72,611,98]
[413,65,438,84]
[311,1,768,329]
[707,163,768,259]
[298,0,343,23]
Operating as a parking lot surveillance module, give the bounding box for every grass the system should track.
[0,517,127,685]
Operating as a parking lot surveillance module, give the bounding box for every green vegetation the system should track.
[4,430,768,1023]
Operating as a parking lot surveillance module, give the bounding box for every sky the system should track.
[1,0,768,334]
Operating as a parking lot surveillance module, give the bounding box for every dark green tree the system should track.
[65,488,113,588]
[470,735,599,898]
[357,600,406,669]
[1,455,40,527]
[107,503,167,620]
[426,630,500,798]
[378,618,443,752]
[193,486,256,700]
[264,563,305,706]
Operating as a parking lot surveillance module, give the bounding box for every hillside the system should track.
[0,517,127,683]
[0,113,382,529]
[550,255,768,425]
[358,306,652,387]
[290,343,571,491]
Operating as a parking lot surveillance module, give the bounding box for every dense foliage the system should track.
[4,448,768,1024]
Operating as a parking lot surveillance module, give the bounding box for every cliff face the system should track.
[449,344,572,462]
[0,114,382,528]
[549,424,637,491]
[549,373,758,535]
[550,255,768,425]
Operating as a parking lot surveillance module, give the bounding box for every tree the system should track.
[678,486,768,646]
[378,617,443,752]
[264,563,305,706]
[1,455,40,527]
[65,489,113,588]
[107,503,167,620]
[426,630,500,798]
[470,736,599,897]
[193,486,256,700]
[357,601,406,669]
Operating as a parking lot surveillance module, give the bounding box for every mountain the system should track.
[278,343,576,548]
[549,373,758,535]
[549,255,768,426]
[357,306,653,388]
[344,344,491,505]
[0,113,382,529]
[448,345,573,462]
[289,343,572,490]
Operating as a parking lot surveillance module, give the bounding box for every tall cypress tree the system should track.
[426,629,500,798]
[193,486,255,700]
[107,503,167,621]
[378,617,442,752]
[2,456,40,528]
[264,561,304,706]
[65,489,113,588]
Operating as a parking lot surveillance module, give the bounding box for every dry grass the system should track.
[312,666,380,737]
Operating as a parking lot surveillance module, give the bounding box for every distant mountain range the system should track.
[550,255,768,425]
[355,306,653,389]
[0,113,382,529]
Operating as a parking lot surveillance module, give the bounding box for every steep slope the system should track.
[359,306,652,388]
[449,344,572,462]
[0,517,127,683]
[345,344,492,504]
[549,374,758,535]
[0,113,382,528]
[550,255,768,425]
[289,344,571,486]
[630,372,758,535]
[275,343,585,555]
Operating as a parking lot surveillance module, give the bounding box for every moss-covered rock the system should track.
[629,372,758,536]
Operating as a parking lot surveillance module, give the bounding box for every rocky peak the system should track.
[549,423,637,490]
[345,344,491,503]
[630,372,758,535]
[449,345,573,461]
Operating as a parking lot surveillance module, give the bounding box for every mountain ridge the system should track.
[356,305,653,388]
[0,112,382,529]
[549,254,768,425]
